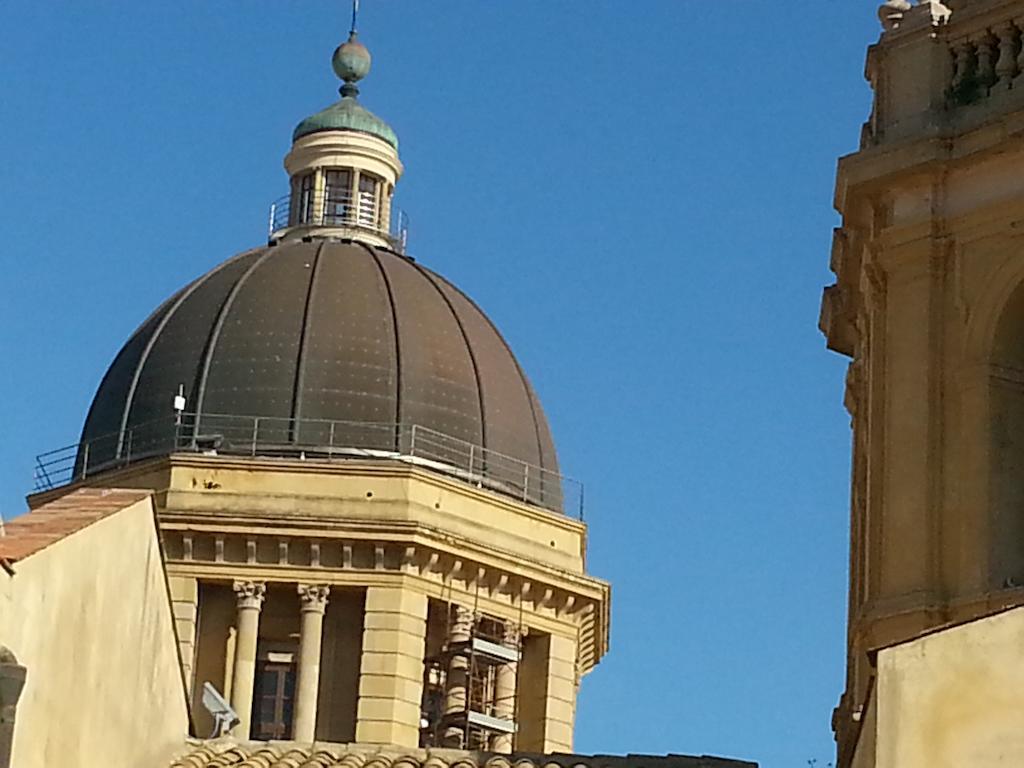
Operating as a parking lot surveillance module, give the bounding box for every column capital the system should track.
[230,583,264,737]
[451,604,474,636]
[233,580,266,610]
[297,583,330,613]
[502,622,523,648]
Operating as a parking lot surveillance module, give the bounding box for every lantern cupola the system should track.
[273,27,404,249]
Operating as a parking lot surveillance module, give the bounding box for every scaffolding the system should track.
[420,611,522,750]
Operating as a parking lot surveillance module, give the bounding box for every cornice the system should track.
[162,527,610,672]
[837,101,1024,213]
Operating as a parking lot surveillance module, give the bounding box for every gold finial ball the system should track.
[332,35,372,83]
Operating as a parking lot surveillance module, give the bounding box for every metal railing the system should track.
[268,192,409,253]
[33,412,582,519]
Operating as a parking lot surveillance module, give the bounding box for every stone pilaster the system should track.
[293,584,329,742]
[518,632,577,753]
[355,586,427,747]
[168,576,198,695]
[230,580,265,738]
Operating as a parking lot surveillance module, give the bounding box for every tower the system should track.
[820,0,1024,764]
[34,23,609,753]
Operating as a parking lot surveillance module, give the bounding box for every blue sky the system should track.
[0,3,881,766]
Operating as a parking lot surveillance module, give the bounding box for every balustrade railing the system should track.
[946,10,1024,106]
[33,413,581,519]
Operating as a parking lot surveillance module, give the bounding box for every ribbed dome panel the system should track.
[78,290,183,467]
[378,251,483,448]
[199,244,317,440]
[294,244,398,447]
[125,250,262,449]
[429,274,543,469]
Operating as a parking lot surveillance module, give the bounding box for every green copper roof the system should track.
[293,96,398,149]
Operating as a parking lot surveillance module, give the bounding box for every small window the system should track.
[324,170,353,225]
[290,173,316,226]
[251,658,296,740]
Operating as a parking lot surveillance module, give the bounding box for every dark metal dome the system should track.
[78,240,560,506]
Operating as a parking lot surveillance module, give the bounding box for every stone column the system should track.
[293,584,330,742]
[491,623,520,753]
[230,580,266,738]
[355,586,428,747]
[442,604,474,747]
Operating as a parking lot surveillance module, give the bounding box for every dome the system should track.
[293,97,398,148]
[77,241,561,509]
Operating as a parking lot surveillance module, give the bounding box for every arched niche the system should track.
[988,279,1024,589]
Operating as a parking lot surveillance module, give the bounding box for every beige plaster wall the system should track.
[875,606,1024,767]
[0,497,189,767]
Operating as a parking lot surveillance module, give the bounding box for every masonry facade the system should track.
[821,1,1024,765]
[54,454,608,751]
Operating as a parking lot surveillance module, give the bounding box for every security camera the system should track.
[201,682,240,738]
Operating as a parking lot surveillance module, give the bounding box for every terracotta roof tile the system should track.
[0,487,152,563]
[168,741,756,768]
